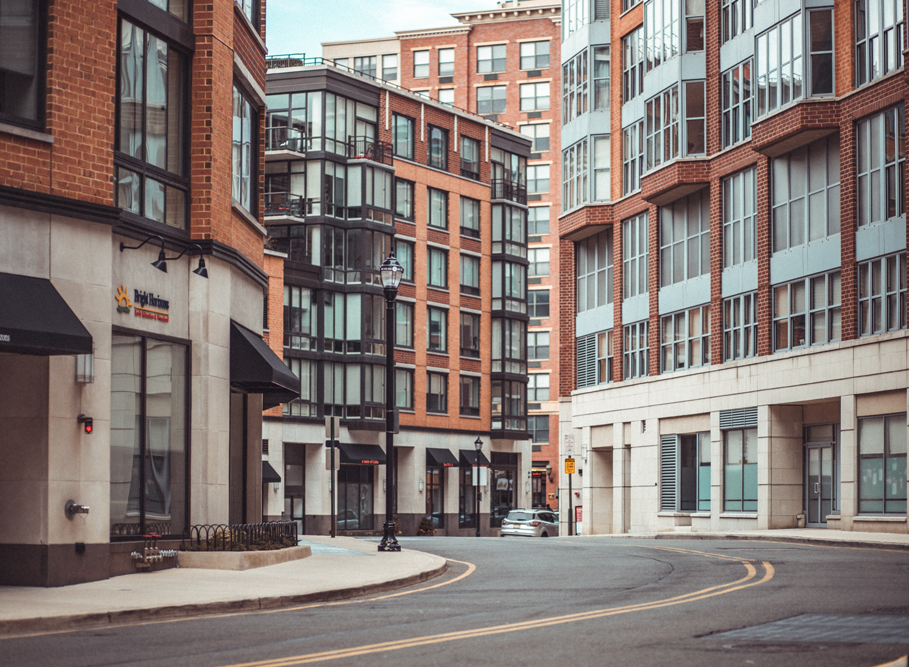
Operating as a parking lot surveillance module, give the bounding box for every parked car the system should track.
[500,509,559,537]
[337,509,359,530]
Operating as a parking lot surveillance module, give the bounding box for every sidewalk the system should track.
[0,536,446,635]
[586,527,909,550]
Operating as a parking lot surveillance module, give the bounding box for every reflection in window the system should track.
[855,0,904,87]
[773,271,841,351]
[858,413,907,514]
[858,252,907,337]
[724,428,757,511]
[856,106,905,228]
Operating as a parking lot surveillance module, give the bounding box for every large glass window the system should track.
[492,204,527,258]
[623,27,644,105]
[528,373,550,401]
[492,318,527,374]
[521,41,550,70]
[438,48,454,76]
[338,465,374,530]
[529,290,550,318]
[858,413,907,514]
[413,50,429,78]
[428,188,448,229]
[478,85,506,115]
[808,9,834,95]
[521,124,551,153]
[623,320,649,379]
[724,428,757,512]
[521,82,550,111]
[660,305,710,372]
[382,54,398,81]
[722,60,752,149]
[772,135,840,252]
[722,0,752,43]
[563,0,589,40]
[461,136,481,179]
[395,179,414,220]
[660,432,710,512]
[660,190,709,287]
[461,312,481,357]
[645,86,679,170]
[856,107,905,228]
[685,0,705,51]
[529,415,550,443]
[855,0,904,87]
[460,197,480,238]
[593,46,610,112]
[428,126,448,170]
[353,56,376,78]
[528,331,550,360]
[396,239,415,282]
[723,292,758,361]
[492,382,527,433]
[773,270,842,351]
[428,246,448,288]
[396,368,413,410]
[0,0,44,127]
[755,14,804,118]
[623,213,648,298]
[529,207,550,235]
[478,44,507,73]
[460,375,481,416]
[858,252,907,336]
[593,136,611,201]
[427,372,448,412]
[426,465,444,527]
[460,254,481,296]
[645,0,681,70]
[116,19,188,228]
[562,49,588,124]
[283,358,317,417]
[563,139,588,210]
[396,301,414,347]
[623,121,644,195]
[392,114,414,159]
[493,261,527,314]
[723,168,757,267]
[427,306,448,352]
[110,335,187,538]
[527,165,550,193]
[284,285,315,350]
[577,229,613,313]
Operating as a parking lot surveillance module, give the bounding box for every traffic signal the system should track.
[78,414,93,434]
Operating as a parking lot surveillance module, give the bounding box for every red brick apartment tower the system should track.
[0,0,289,585]
[558,0,909,536]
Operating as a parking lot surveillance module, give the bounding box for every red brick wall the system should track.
[263,252,285,418]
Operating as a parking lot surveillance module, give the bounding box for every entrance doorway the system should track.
[284,444,306,535]
[804,424,838,527]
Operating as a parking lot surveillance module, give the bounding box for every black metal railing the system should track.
[491,179,527,205]
[266,234,313,264]
[266,126,305,153]
[264,192,305,218]
[183,521,298,551]
[347,136,392,165]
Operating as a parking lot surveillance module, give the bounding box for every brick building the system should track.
[0,0,293,585]
[323,0,564,512]
[559,0,908,535]
[261,60,533,536]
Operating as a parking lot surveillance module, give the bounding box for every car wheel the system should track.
[540,532,548,537]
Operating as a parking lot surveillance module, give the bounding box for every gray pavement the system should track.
[0,528,907,636]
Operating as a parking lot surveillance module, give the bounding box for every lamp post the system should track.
[474,436,483,538]
[378,251,403,553]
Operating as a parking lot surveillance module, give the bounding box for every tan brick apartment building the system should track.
[0,0,297,585]
[323,0,564,513]
[560,0,908,535]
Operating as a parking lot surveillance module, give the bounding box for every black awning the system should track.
[459,449,491,467]
[427,448,459,468]
[262,461,282,483]
[338,443,387,465]
[0,272,92,356]
[230,320,301,409]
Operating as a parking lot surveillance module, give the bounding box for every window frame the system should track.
[521,123,551,153]
[528,247,550,277]
[722,60,752,149]
[520,40,550,70]
[477,85,507,115]
[722,0,752,43]
[392,114,414,160]
[528,289,550,318]
[460,311,481,357]
[723,292,758,361]
[395,300,414,348]
[428,188,449,230]
[395,238,415,282]
[528,373,550,402]
[528,206,550,236]
[460,253,481,296]
[520,82,551,112]
[460,196,481,238]
[395,178,415,220]
[459,374,481,416]
[427,371,448,413]
[428,125,449,171]
[858,252,907,336]
[413,50,430,78]
[773,270,842,351]
[438,48,455,76]
[623,27,644,105]
[659,189,710,287]
[428,246,448,289]
[623,212,649,299]
[528,330,550,360]
[723,427,758,512]
[858,413,907,514]
[855,0,904,88]
[856,106,905,228]
[723,168,757,268]
[622,120,644,195]
[0,0,47,130]
[660,304,711,373]
[623,320,649,380]
[478,44,507,73]
[395,368,414,410]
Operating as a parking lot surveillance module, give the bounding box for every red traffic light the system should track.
[77,414,93,434]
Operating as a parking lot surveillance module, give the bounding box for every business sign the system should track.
[116,285,170,323]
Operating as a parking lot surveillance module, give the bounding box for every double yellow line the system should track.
[225,548,774,667]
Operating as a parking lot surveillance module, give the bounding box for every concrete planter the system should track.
[177,545,311,571]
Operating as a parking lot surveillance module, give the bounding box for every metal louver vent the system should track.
[594,0,610,19]
[660,435,678,511]
[719,407,758,430]
[576,334,597,388]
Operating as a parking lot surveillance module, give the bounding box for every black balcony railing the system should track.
[265,234,313,264]
[347,136,392,165]
[266,126,305,153]
[264,192,305,218]
[491,179,527,205]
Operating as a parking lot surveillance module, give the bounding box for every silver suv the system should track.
[500,509,559,537]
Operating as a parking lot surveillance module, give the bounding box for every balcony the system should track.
[265,126,306,154]
[347,136,392,165]
[265,234,313,265]
[264,192,306,219]
[492,179,527,205]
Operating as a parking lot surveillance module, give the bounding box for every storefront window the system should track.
[426,466,444,528]
[724,427,757,511]
[338,464,374,530]
[459,466,477,528]
[490,452,518,527]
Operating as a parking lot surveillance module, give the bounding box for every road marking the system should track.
[221,552,775,667]
[0,559,476,641]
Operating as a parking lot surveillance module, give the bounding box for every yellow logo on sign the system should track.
[115,285,132,313]
[565,458,576,474]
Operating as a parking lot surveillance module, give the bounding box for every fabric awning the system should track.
[459,449,491,467]
[262,461,282,483]
[426,448,459,468]
[230,320,301,409]
[337,443,387,465]
[0,272,92,356]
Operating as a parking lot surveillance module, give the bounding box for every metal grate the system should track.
[595,0,610,19]
[720,407,758,430]
[576,334,597,388]
[660,435,678,511]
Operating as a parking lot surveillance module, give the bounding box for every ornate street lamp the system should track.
[378,251,403,553]
[474,436,483,538]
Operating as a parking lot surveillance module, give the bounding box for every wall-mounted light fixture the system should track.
[65,500,90,519]
[164,243,208,279]
[525,481,530,493]
[545,463,553,483]
[75,351,94,384]
[120,236,208,278]
[418,479,424,493]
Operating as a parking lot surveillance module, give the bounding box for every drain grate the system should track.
[709,615,909,645]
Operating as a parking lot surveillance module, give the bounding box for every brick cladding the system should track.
[263,251,285,418]
[556,0,909,398]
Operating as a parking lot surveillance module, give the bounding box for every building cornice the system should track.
[396,26,472,40]
[451,5,561,25]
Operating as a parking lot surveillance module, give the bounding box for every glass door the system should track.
[804,423,838,527]
[284,444,306,536]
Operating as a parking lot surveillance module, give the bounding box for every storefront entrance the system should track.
[284,444,305,535]
[804,424,838,527]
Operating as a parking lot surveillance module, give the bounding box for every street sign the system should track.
[564,433,575,457]
[325,416,340,440]
[565,457,575,474]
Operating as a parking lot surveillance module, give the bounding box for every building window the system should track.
[623,27,644,105]
[529,290,550,318]
[623,320,649,380]
[395,178,414,220]
[478,85,506,115]
[723,168,756,268]
[460,197,480,238]
[576,230,613,313]
[624,0,642,10]
[660,305,710,372]
[685,0,705,51]
[492,204,528,258]
[460,466,477,528]
[393,114,414,159]
[427,307,448,353]
[529,248,550,277]
[685,81,706,154]
[807,10,834,95]
[857,106,905,228]
[859,252,907,336]
[396,301,414,347]
[521,41,550,70]
[438,48,454,76]
[724,428,757,512]
[231,84,257,215]
[492,382,527,433]
[461,136,481,179]
[756,14,804,118]
[660,190,709,287]
[425,464,445,527]
[563,139,588,209]
[623,212,648,298]
[593,136,611,201]
[722,61,751,149]
[855,0,904,87]
[576,330,614,387]
[413,50,429,78]
[460,375,481,416]
[521,124,550,152]
[283,357,317,417]
[521,82,550,111]
[858,413,907,514]
[562,49,588,124]
[478,44,507,73]
[527,165,550,193]
[492,318,527,374]
[723,292,758,361]
[772,135,841,253]
[564,0,590,39]
[460,254,481,295]
[722,0,752,43]
[284,285,315,350]
[597,330,614,383]
[660,433,710,512]
[238,0,258,26]
[645,86,679,170]
[334,58,348,69]
[396,368,414,410]
[396,239,414,282]
[773,270,842,351]
[0,0,44,127]
[593,46,610,111]
[428,188,448,229]
[353,56,376,78]
[493,262,527,314]
[646,0,681,70]
[528,373,550,401]
[428,246,448,288]
[427,372,448,412]
[116,19,189,228]
[529,207,550,235]
[382,54,398,81]
[623,121,644,195]
[438,88,454,106]
[528,331,550,360]
[461,312,481,357]
[428,126,448,170]
[338,465,374,530]
[110,334,188,537]
[529,415,550,443]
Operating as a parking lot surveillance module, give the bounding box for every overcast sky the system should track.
[266,0,502,58]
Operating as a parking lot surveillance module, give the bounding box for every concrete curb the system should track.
[176,545,312,570]
[559,532,909,551]
[0,554,447,636]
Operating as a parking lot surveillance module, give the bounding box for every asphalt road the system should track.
[3,536,909,667]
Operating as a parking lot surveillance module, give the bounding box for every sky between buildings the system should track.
[266,0,501,59]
